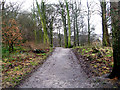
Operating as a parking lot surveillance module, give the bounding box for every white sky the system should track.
[5,0,103,35]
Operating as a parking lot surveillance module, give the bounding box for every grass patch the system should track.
[2,46,53,88]
[74,46,113,76]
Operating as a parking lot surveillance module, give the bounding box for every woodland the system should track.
[0,0,120,88]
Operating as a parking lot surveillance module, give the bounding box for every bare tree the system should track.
[60,2,68,48]
[65,0,71,48]
[100,0,110,46]
[86,0,96,45]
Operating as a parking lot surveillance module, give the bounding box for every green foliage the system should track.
[82,49,85,52]
[91,54,95,56]
[86,54,90,57]
[13,46,24,51]
[30,62,37,66]
[106,54,112,57]
[2,46,53,88]
[75,46,113,76]
[2,46,10,58]
[37,53,46,56]
[85,50,89,53]
[13,67,21,72]
[2,46,25,59]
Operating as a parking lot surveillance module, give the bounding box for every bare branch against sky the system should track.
[5,0,109,35]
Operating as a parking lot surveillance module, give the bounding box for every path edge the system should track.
[15,47,56,88]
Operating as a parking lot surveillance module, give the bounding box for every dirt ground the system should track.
[19,47,116,88]
[19,47,96,88]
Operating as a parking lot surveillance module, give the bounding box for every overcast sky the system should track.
[5,0,103,36]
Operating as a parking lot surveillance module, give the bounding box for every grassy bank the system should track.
[2,46,53,88]
[73,46,113,76]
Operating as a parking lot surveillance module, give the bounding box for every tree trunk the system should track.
[108,1,120,79]
[87,1,90,45]
[72,3,76,47]
[64,16,68,48]
[9,41,14,53]
[42,2,49,44]
[75,13,79,46]
[58,29,61,47]
[65,0,71,48]
[39,29,43,43]
[101,1,110,46]
[36,13,43,43]
[50,18,53,47]
[33,0,37,44]
[60,3,68,48]
[36,0,49,44]
[34,30,37,44]
[73,16,76,46]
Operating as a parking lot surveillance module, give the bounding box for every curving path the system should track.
[19,47,94,88]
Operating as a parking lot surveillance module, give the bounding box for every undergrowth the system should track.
[74,46,113,76]
[2,43,53,88]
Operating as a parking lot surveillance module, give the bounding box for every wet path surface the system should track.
[19,47,94,88]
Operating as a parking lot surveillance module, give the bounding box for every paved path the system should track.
[19,47,94,88]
